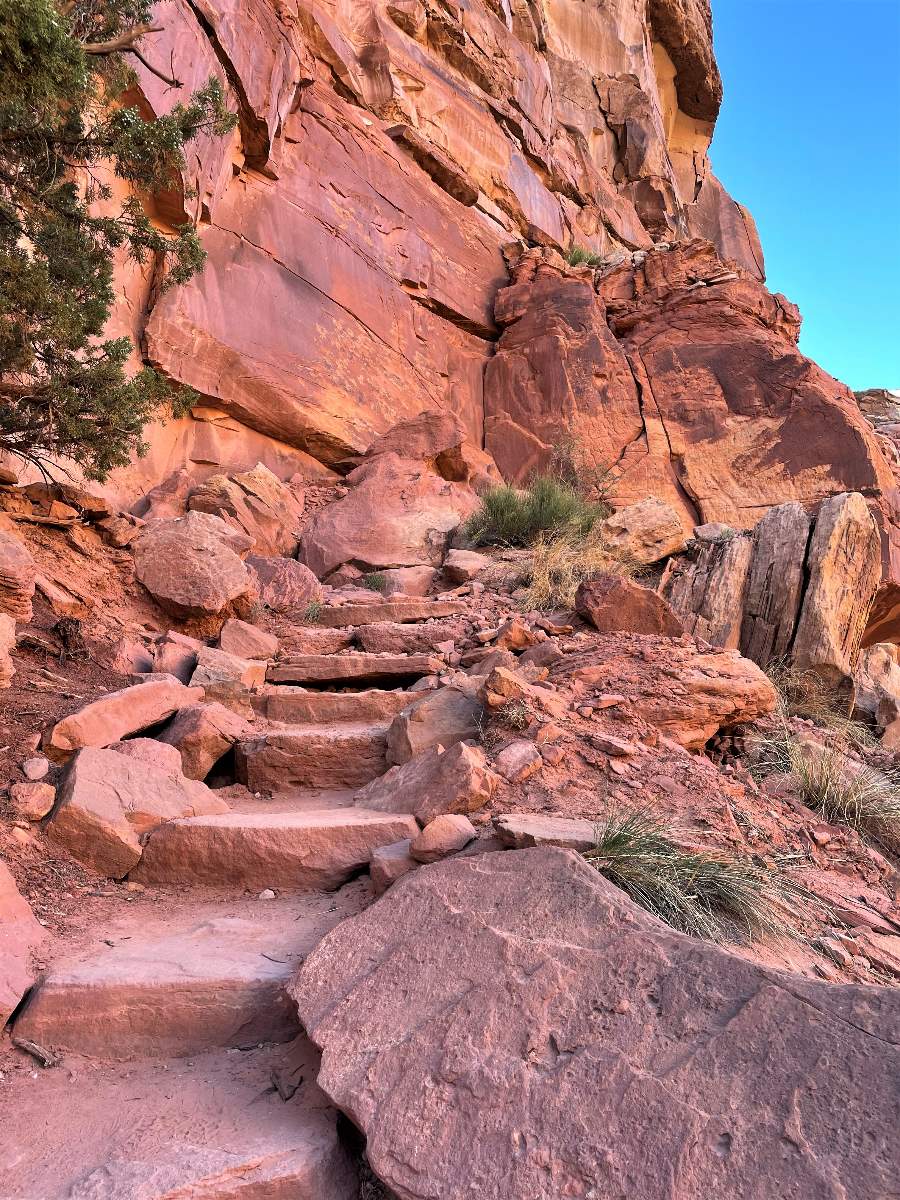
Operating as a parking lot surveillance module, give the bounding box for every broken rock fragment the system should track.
[46,676,204,760]
[354,742,499,824]
[46,747,228,878]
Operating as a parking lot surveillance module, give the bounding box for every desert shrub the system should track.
[523,527,633,611]
[565,246,604,268]
[582,809,813,943]
[759,731,900,854]
[361,572,388,594]
[494,698,531,731]
[466,474,605,548]
[303,601,322,623]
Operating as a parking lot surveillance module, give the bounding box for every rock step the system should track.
[267,652,442,685]
[238,723,392,790]
[314,598,466,627]
[253,686,412,724]
[14,908,327,1060]
[131,809,419,889]
[0,1038,358,1199]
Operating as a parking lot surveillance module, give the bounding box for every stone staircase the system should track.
[5,596,464,1198]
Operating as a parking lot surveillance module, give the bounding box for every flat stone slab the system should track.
[267,653,442,685]
[238,724,390,790]
[15,915,309,1059]
[315,599,466,627]
[0,1038,357,1200]
[132,809,419,889]
[256,687,413,724]
[493,813,598,852]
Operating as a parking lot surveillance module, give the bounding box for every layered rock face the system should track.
[101,0,767,505]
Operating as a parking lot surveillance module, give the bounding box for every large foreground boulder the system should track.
[293,847,899,1200]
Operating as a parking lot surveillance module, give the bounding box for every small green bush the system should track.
[583,810,813,943]
[565,246,604,268]
[466,474,605,548]
[361,572,388,594]
[303,601,323,623]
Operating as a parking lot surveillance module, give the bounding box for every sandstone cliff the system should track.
[106,0,766,496]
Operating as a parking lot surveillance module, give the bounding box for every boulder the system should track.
[379,566,437,597]
[0,860,46,1026]
[854,643,900,730]
[151,631,204,684]
[247,554,322,613]
[792,493,881,692]
[660,532,751,648]
[109,737,184,773]
[386,686,484,765]
[370,840,417,894]
[552,634,776,749]
[46,747,229,878]
[598,498,687,564]
[0,528,35,622]
[46,677,204,759]
[443,548,492,583]
[293,848,900,1200]
[494,813,598,851]
[0,612,14,689]
[354,742,499,824]
[297,453,479,578]
[9,783,54,822]
[493,739,544,783]
[219,618,279,661]
[46,744,230,878]
[158,702,254,780]
[187,463,304,557]
[739,502,811,667]
[364,412,494,486]
[133,512,255,620]
[576,574,684,637]
[409,814,476,863]
[190,646,266,717]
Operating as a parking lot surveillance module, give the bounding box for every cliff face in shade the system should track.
[106,0,763,497]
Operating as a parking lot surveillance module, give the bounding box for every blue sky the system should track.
[710,0,900,390]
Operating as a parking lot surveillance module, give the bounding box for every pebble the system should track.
[258,888,276,900]
[21,756,50,781]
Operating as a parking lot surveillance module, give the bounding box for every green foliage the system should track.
[583,809,814,943]
[303,600,323,624]
[0,0,237,479]
[565,245,604,268]
[466,474,605,548]
[361,571,388,594]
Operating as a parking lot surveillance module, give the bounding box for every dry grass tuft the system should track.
[765,660,876,751]
[466,474,606,548]
[583,809,814,943]
[757,729,900,855]
[523,528,634,611]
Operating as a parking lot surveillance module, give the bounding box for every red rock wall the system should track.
[104,0,767,503]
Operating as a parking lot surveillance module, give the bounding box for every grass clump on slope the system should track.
[466,474,606,549]
[582,809,814,944]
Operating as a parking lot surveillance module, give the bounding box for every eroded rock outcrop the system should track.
[485,244,896,532]
[294,847,899,1200]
